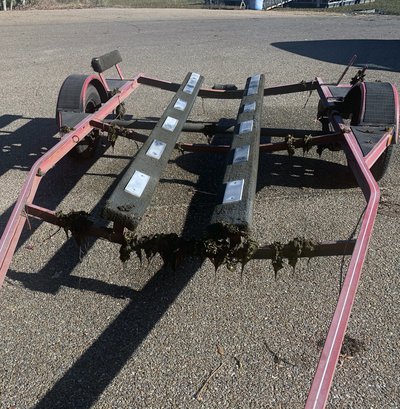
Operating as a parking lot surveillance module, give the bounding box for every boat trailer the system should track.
[0,50,398,408]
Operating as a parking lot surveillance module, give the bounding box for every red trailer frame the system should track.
[0,51,398,408]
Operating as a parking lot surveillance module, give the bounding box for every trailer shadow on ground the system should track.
[0,115,121,297]
[271,39,400,73]
[173,150,355,191]
[10,144,226,409]
[0,115,58,177]
[0,115,58,253]
[256,152,355,190]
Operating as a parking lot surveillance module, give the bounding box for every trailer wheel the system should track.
[68,85,101,159]
[370,145,394,182]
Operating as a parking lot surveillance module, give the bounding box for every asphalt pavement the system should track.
[0,8,399,409]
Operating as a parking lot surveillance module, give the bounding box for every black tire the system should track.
[70,84,101,159]
[370,145,394,182]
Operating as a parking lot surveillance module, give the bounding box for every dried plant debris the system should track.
[107,124,119,148]
[115,102,126,119]
[119,222,317,277]
[217,344,225,356]
[53,208,318,277]
[271,237,317,277]
[120,223,259,273]
[120,232,196,269]
[55,210,93,246]
[59,126,75,134]
[303,134,313,155]
[271,241,284,278]
[317,335,365,367]
[286,237,316,271]
[175,142,186,155]
[300,80,308,89]
[84,130,99,146]
[106,124,133,148]
[203,223,258,272]
[285,134,296,157]
[195,362,224,402]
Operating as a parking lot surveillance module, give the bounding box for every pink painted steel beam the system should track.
[0,74,142,290]
[305,84,381,409]
[137,75,318,99]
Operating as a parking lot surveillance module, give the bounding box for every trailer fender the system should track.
[342,82,399,143]
[56,74,108,128]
